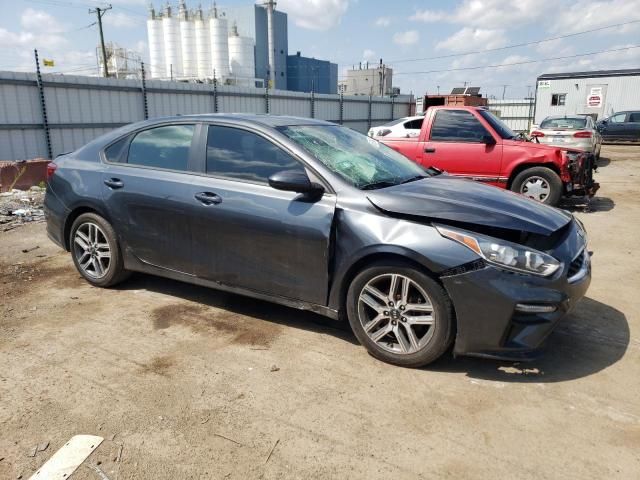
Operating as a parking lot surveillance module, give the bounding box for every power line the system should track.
[339,18,640,67]
[394,44,640,75]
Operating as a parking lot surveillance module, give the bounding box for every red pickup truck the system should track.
[378,106,598,206]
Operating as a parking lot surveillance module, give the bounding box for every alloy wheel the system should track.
[521,176,550,202]
[73,222,111,279]
[357,274,436,355]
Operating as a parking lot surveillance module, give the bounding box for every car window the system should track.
[430,110,488,142]
[629,113,640,122]
[127,125,195,171]
[104,136,129,163]
[206,125,306,183]
[540,117,587,129]
[404,118,424,130]
[609,113,626,123]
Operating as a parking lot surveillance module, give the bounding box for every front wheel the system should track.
[511,167,563,206]
[346,262,454,368]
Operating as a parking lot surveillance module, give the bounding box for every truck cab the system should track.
[378,106,598,206]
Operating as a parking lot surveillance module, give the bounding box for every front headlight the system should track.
[436,225,562,277]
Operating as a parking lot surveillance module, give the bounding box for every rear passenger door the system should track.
[101,123,201,274]
[189,124,336,305]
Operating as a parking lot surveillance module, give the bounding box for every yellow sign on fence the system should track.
[43,59,55,67]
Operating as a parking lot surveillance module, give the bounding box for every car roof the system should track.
[542,115,588,120]
[153,113,333,128]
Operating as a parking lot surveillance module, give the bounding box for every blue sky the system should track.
[1,0,640,99]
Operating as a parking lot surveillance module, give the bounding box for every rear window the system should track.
[127,125,195,171]
[540,118,587,129]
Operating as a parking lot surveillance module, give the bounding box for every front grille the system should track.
[568,250,585,278]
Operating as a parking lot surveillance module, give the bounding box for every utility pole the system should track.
[501,84,508,99]
[264,0,277,88]
[90,4,112,78]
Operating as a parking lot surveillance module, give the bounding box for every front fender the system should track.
[327,207,478,311]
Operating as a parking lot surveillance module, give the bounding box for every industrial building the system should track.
[146,1,282,87]
[217,2,288,89]
[534,68,640,123]
[287,52,338,94]
[338,62,393,96]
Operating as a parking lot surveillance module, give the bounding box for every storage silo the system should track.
[146,5,165,79]
[178,0,196,79]
[209,4,230,81]
[194,5,212,79]
[228,23,255,86]
[162,3,183,79]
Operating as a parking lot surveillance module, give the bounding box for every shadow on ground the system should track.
[561,196,615,213]
[119,275,628,383]
[118,273,358,345]
[430,297,629,383]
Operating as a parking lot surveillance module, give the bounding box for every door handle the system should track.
[104,178,124,189]
[424,147,436,153]
[194,192,222,205]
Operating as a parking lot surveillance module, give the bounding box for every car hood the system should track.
[366,175,571,236]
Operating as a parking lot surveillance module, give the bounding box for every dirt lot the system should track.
[1,145,639,479]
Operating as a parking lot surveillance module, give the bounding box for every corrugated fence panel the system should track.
[0,71,413,159]
[486,99,534,132]
[314,98,340,122]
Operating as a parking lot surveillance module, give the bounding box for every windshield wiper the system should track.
[360,180,398,190]
[399,174,429,185]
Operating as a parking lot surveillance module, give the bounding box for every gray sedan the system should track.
[44,115,591,367]
[531,115,602,158]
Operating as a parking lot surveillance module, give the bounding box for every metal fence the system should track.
[486,98,535,133]
[0,70,414,160]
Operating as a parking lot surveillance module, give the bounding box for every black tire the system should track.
[511,166,563,206]
[346,261,454,368]
[69,212,130,287]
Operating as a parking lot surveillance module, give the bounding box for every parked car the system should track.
[530,115,602,158]
[596,111,640,143]
[378,106,599,206]
[45,115,591,368]
[368,115,424,138]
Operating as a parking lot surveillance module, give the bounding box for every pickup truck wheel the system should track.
[346,261,454,368]
[511,167,563,206]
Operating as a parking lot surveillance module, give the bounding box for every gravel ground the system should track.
[0,145,639,479]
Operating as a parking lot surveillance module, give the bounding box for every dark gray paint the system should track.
[45,114,591,359]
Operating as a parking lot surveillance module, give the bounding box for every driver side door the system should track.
[190,124,336,305]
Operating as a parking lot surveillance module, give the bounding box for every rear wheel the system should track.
[346,262,454,368]
[70,213,129,287]
[511,167,563,206]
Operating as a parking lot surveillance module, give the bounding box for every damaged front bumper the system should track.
[564,151,600,197]
[441,250,591,361]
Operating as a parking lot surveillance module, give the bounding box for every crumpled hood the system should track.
[367,175,571,236]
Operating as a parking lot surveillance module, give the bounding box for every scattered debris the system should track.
[200,417,210,425]
[87,463,111,480]
[0,188,45,231]
[28,435,103,480]
[21,246,39,254]
[27,446,38,458]
[213,433,243,446]
[115,444,123,463]
[270,365,280,372]
[37,442,49,452]
[109,433,117,441]
[264,438,280,465]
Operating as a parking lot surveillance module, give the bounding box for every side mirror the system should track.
[268,170,324,195]
[482,134,497,145]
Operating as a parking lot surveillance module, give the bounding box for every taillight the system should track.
[573,131,592,138]
[530,131,545,137]
[46,162,57,181]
